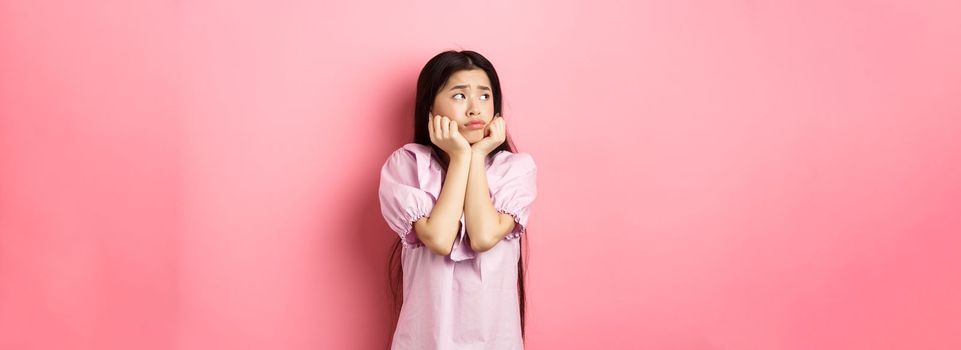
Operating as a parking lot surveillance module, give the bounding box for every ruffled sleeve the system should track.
[379,147,435,246]
[489,152,537,240]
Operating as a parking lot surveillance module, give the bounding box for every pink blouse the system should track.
[379,142,537,350]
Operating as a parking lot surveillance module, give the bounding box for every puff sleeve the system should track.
[490,153,537,240]
[378,148,434,245]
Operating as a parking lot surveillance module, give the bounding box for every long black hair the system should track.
[387,50,529,341]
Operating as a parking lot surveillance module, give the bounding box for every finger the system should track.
[450,120,462,138]
[441,116,450,138]
[427,114,435,142]
[435,115,443,138]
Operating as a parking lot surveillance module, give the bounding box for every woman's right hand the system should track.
[428,113,471,158]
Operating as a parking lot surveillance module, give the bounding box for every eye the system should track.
[453,93,465,100]
[480,94,490,101]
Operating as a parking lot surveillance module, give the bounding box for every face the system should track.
[430,69,495,144]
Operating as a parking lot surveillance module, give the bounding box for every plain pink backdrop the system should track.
[2,0,959,349]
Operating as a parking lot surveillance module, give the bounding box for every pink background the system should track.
[2,0,959,349]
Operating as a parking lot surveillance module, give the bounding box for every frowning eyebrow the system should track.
[448,84,491,91]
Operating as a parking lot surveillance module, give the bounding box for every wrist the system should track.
[470,146,491,158]
[471,152,489,162]
[450,151,472,163]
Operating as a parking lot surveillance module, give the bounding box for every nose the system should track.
[467,100,480,117]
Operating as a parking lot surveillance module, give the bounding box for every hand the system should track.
[470,113,506,157]
[428,112,472,158]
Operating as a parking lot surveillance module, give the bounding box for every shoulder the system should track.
[491,150,536,171]
[385,143,430,164]
[401,142,432,156]
[382,143,437,186]
[488,151,536,187]
[382,144,417,173]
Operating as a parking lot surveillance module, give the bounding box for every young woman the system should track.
[379,50,537,349]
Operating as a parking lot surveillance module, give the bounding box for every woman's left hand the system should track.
[471,114,506,157]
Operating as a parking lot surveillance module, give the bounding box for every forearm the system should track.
[464,153,504,250]
[417,154,470,253]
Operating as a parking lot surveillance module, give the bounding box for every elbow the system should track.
[425,239,453,257]
[414,220,455,257]
[470,235,498,253]
[419,230,455,257]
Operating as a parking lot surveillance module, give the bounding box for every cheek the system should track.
[431,100,457,115]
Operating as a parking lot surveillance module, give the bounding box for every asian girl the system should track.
[380,50,536,349]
